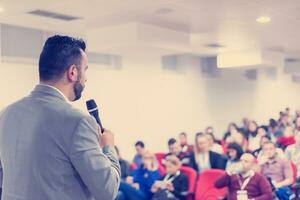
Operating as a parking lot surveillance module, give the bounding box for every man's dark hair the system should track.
[135,141,145,148]
[168,138,177,146]
[39,35,86,81]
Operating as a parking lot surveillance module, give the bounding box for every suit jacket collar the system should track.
[31,84,68,102]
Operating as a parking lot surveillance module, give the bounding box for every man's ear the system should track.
[66,64,78,82]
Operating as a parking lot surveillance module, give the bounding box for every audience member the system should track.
[247,121,260,151]
[268,119,283,138]
[205,127,223,154]
[226,142,244,172]
[223,123,239,142]
[189,133,227,172]
[133,141,146,168]
[164,138,189,165]
[119,151,160,200]
[260,142,293,200]
[115,146,131,180]
[294,116,300,131]
[276,126,295,149]
[178,132,193,153]
[285,130,300,181]
[215,153,273,200]
[151,156,188,200]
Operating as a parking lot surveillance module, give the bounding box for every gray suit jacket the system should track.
[0,85,121,200]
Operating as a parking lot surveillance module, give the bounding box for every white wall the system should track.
[1,56,300,160]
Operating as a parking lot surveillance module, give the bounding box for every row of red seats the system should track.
[130,153,298,199]
[130,161,227,200]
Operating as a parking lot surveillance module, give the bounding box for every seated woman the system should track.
[118,151,160,200]
[189,133,227,172]
[225,142,244,172]
[151,155,189,200]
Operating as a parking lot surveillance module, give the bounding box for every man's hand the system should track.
[166,182,174,192]
[99,129,115,148]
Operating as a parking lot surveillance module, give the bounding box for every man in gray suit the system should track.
[0,35,121,200]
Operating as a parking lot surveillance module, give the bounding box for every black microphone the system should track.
[86,99,104,134]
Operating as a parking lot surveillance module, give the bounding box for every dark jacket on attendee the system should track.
[168,173,189,200]
[119,159,131,180]
[188,151,227,172]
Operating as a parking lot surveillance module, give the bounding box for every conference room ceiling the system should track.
[0,0,299,59]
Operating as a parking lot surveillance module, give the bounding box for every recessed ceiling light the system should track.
[285,58,300,63]
[155,8,173,15]
[206,43,225,48]
[256,16,271,24]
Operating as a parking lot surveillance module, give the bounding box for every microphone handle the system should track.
[94,114,105,134]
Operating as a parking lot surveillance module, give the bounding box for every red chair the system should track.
[220,140,227,154]
[180,166,198,200]
[155,153,166,166]
[291,161,297,183]
[195,169,227,200]
[130,163,138,171]
[158,164,166,177]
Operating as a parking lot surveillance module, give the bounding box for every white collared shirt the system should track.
[39,84,70,103]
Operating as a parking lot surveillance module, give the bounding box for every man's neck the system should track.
[241,170,253,178]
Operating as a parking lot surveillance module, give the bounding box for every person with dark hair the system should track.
[164,138,189,165]
[115,146,131,180]
[205,127,223,154]
[0,35,121,200]
[223,123,239,142]
[189,133,227,172]
[248,123,268,152]
[133,141,146,168]
[294,116,300,131]
[260,142,293,200]
[178,132,193,153]
[268,118,283,138]
[226,143,244,172]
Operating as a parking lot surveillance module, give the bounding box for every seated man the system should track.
[215,153,273,200]
[285,129,300,182]
[178,132,194,153]
[260,142,294,200]
[133,141,146,168]
[151,155,189,200]
[164,138,189,165]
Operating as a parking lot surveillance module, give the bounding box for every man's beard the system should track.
[73,73,84,101]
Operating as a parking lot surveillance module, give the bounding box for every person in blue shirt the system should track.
[118,151,160,200]
[133,141,146,168]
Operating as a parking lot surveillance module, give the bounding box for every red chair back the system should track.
[130,163,138,171]
[155,153,166,166]
[158,164,166,177]
[291,161,297,183]
[220,140,227,154]
[195,169,227,200]
[180,166,198,200]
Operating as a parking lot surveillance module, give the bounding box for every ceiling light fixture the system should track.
[256,16,271,24]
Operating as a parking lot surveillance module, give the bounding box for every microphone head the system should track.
[86,99,98,112]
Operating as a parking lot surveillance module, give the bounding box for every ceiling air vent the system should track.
[28,9,82,21]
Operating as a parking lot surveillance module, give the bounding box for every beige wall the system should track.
[1,56,300,160]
